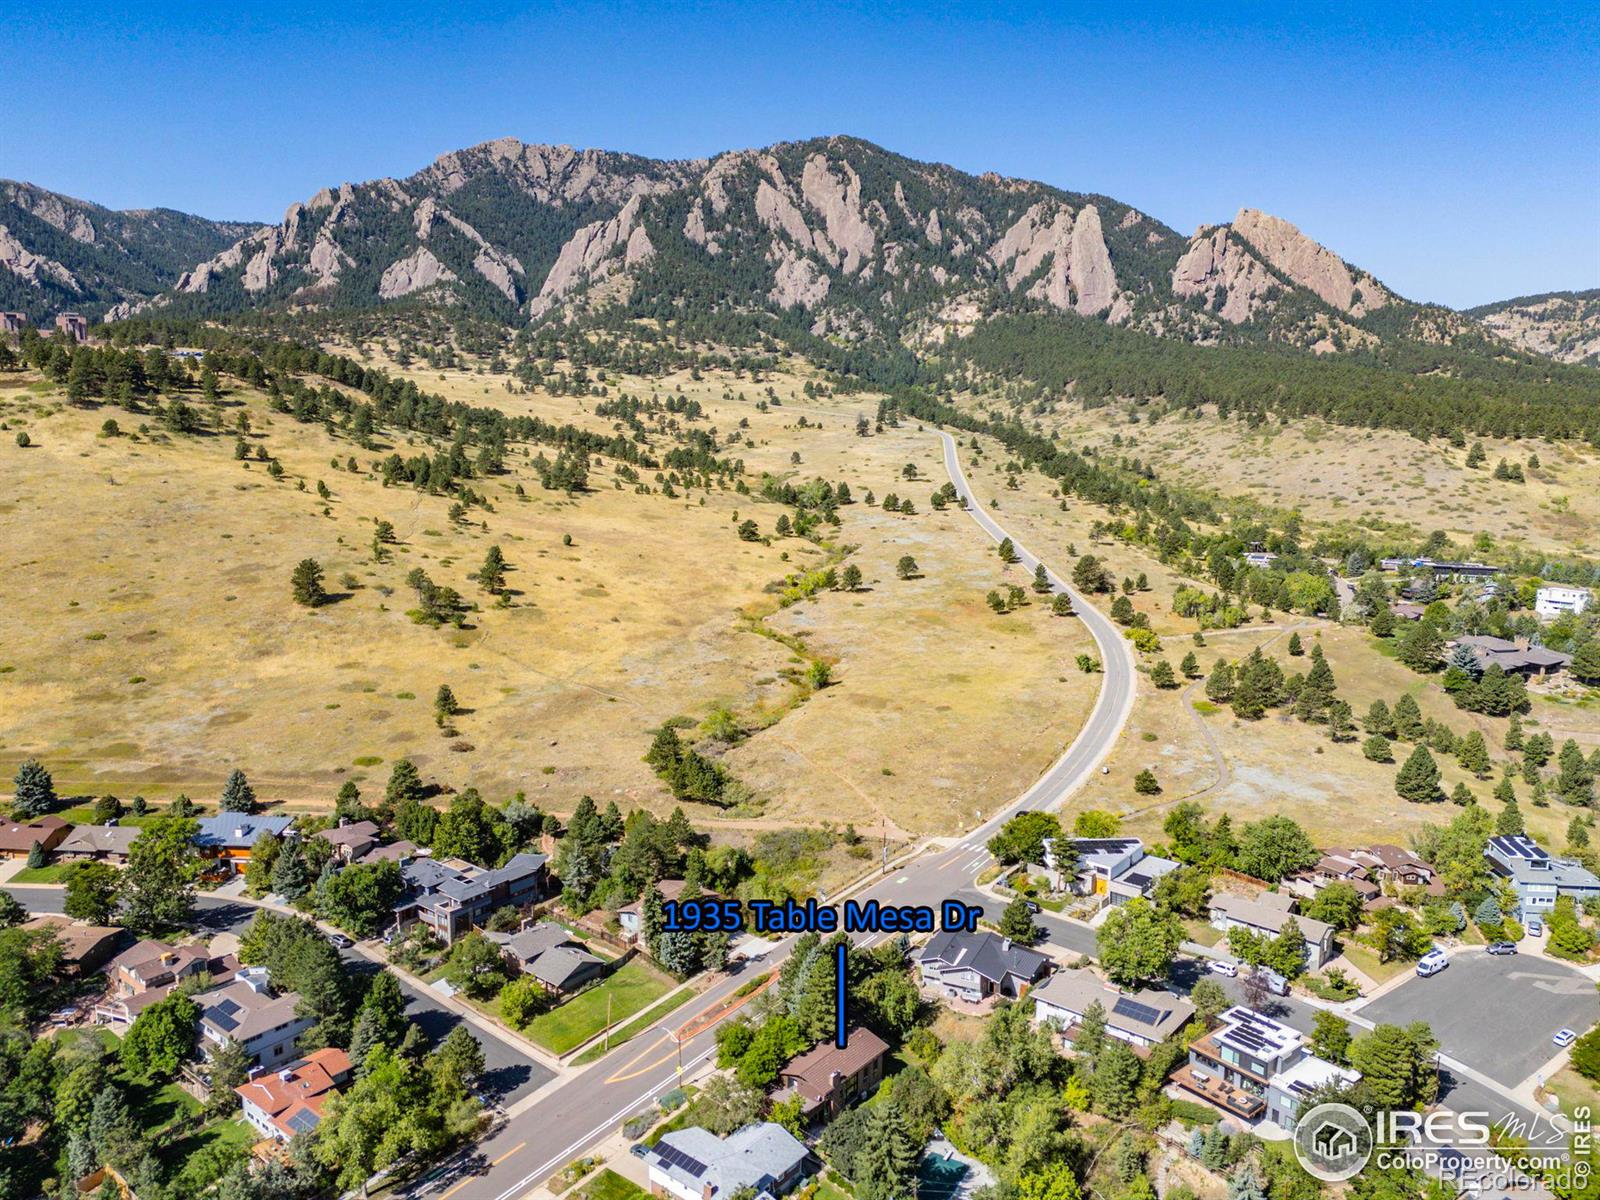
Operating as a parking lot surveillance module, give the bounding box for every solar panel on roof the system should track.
[286,1109,321,1134]
[657,1146,707,1178]
[1111,997,1163,1027]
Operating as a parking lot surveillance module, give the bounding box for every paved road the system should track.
[5,887,554,1106]
[1362,949,1597,1088]
[380,431,1142,1200]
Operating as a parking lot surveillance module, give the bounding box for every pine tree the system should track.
[1396,745,1443,803]
[1393,693,1426,741]
[1204,660,1235,703]
[1150,660,1178,689]
[1363,699,1395,738]
[1180,651,1199,678]
[1364,735,1394,763]
[1287,632,1304,656]
[11,758,56,818]
[219,769,257,813]
[1497,796,1525,836]
[291,558,327,607]
[385,759,423,806]
[1450,782,1474,806]
[477,544,508,593]
[1505,713,1525,752]
[269,844,309,900]
[1032,563,1051,593]
[1458,731,1491,778]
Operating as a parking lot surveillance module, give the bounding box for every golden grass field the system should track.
[1042,400,1600,559]
[0,359,1096,837]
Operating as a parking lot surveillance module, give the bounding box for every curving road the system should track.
[9,432,1139,1200]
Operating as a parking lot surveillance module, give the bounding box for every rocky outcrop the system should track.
[1232,208,1391,315]
[988,201,1117,314]
[768,247,830,309]
[419,138,699,208]
[1171,227,1282,323]
[529,193,652,315]
[0,224,80,290]
[4,183,97,243]
[379,248,456,299]
[799,154,875,274]
[414,198,524,302]
[1472,291,1600,365]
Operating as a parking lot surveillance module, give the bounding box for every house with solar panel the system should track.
[1031,967,1195,1050]
[1041,837,1179,904]
[643,1121,809,1200]
[1174,1007,1359,1130]
[1487,834,1600,922]
[391,851,550,944]
[234,1047,352,1143]
[194,967,312,1070]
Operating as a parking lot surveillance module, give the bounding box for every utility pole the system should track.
[881,817,887,874]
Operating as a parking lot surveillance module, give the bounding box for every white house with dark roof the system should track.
[1042,837,1178,903]
[1208,892,1336,969]
[1175,1007,1359,1130]
[194,967,311,1069]
[1032,968,1195,1049]
[644,1122,808,1200]
[392,851,549,944]
[917,930,1051,1003]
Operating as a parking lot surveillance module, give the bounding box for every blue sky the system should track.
[5,1,1596,308]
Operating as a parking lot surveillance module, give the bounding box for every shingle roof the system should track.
[1032,969,1195,1042]
[0,814,69,853]
[526,945,604,990]
[649,1122,808,1199]
[57,824,140,856]
[1209,894,1333,944]
[776,1027,888,1107]
[918,930,1051,984]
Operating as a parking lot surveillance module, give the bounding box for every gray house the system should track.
[1032,968,1195,1049]
[917,930,1051,1003]
[1487,835,1600,921]
[644,1122,809,1200]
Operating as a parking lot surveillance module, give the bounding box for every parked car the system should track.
[1416,949,1450,977]
[1251,966,1290,996]
[629,1143,649,1159]
[1024,900,1042,914]
[1208,959,1238,977]
[327,933,353,949]
[1555,1028,1578,1048]
[1485,941,1518,956]
[1528,917,1545,936]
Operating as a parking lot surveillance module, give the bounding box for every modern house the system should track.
[1175,1007,1359,1129]
[619,879,690,942]
[56,824,140,864]
[1536,586,1592,619]
[771,1027,889,1119]
[644,1122,809,1200]
[95,939,238,1027]
[314,819,381,864]
[1043,837,1179,903]
[1487,834,1600,921]
[235,1047,352,1143]
[1208,892,1336,969]
[1379,558,1500,579]
[392,851,549,944]
[1032,968,1195,1050]
[0,814,71,860]
[192,815,295,875]
[194,968,312,1069]
[1451,635,1572,678]
[492,922,606,994]
[917,930,1051,1003]
[55,312,89,341]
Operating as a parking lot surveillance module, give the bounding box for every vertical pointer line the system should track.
[834,941,848,1049]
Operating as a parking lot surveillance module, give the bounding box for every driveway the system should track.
[1360,949,1597,1087]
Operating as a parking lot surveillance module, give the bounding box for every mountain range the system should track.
[2,136,1593,368]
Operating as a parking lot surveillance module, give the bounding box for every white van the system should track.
[1416,949,1449,977]
[1252,966,1290,996]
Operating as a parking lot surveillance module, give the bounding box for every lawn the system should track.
[126,1077,201,1134]
[571,986,698,1066]
[815,1172,857,1200]
[525,961,675,1055]
[1339,943,1413,986]
[580,1169,647,1200]
[11,862,77,883]
[1183,920,1223,948]
[1547,1065,1600,1122]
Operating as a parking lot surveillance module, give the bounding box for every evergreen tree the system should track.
[291,558,327,607]
[1505,713,1525,752]
[1364,735,1394,763]
[1150,660,1178,689]
[1396,746,1443,804]
[854,1102,918,1200]
[219,768,257,813]
[1180,651,1199,678]
[11,759,57,818]
[1287,632,1304,656]
[1363,699,1395,738]
[386,759,423,806]
[1204,660,1235,704]
[477,544,508,593]
[1393,693,1426,741]
[1458,731,1491,779]
[1496,795,1525,836]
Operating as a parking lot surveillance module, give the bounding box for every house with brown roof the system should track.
[57,824,140,864]
[235,1047,352,1142]
[618,879,688,942]
[314,820,381,864]
[23,915,125,973]
[0,814,70,859]
[771,1027,889,1118]
[195,968,312,1069]
[1452,635,1572,678]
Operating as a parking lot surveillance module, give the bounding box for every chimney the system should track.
[338,817,349,827]
[278,1068,294,1081]
[233,827,246,840]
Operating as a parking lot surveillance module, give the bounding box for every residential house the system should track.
[1389,602,1426,622]
[355,839,415,866]
[1487,834,1600,922]
[1360,844,1441,892]
[619,879,689,942]
[1452,635,1572,678]
[1175,1007,1359,1129]
[22,916,124,973]
[192,815,294,875]
[1379,558,1500,579]
[771,1027,889,1118]
[1208,892,1336,969]
[1032,968,1195,1050]
[195,968,312,1069]
[235,1047,352,1142]
[315,819,380,864]
[0,814,71,860]
[493,922,606,994]
[392,851,549,944]
[1243,551,1278,568]
[1536,586,1592,620]
[917,930,1051,1003]
[56,824,140,864]
[95,939,238,1027]
[644,1122,809,1200]
[1044,837,1179,904]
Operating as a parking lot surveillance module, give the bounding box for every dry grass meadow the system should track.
[0,360,1095,837]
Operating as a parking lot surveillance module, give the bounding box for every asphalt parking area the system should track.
[1360,950,1597,1087]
